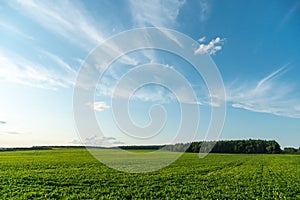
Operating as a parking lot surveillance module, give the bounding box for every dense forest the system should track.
[121,139,299,154]
[283,147,300,154]
[164,139,284,154]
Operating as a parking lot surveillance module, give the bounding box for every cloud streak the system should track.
[0,20,34,40]
[255,65,289,90]
[6,131,22,135]
[279,1,300,27]
[10,0,138,66]
[226,65,300,118]
[199,0,210,22]
[0,51,74,90]
[96,63,205,105]
[41,50,77,75]
[129,0,186,58]
[1,0,138,90]
[129,0,185,28]
[10,0,104,51]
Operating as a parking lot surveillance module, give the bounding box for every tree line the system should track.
[1,140,299,154]
[283,147,300,154]
[164,139,284,154]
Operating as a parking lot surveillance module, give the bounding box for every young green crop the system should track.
[0,149,299,199]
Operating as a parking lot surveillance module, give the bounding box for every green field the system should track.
[0,149,299,199]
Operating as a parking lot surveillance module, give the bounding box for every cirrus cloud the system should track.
[226,64,300,118]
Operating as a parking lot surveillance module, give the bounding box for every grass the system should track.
[0,148,299,199]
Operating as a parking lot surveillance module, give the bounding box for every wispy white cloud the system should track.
[279,1,300,27]
[0,51,73,89]
[6,131,22,135]
[198,36,206,42]
[10,0,138,66]
[97,77,175,104]
[10,0,104,51]
[226,65,300,118]
[87,101,110,112]
[255,65,289,89]
[199,0,210,22]
[129,0,185,28]
[41,50,77,75]
[0,20,34,40]
[132,86,175,103]
[194,37,224,55]
[3,0,137,90]
[96,63,204,105]
[71,135,124,146]
[129,0,186,56]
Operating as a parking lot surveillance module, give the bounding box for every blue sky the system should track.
[0,0,299,148]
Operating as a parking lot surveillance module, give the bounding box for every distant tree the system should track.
[283,147,298,154]
[266,140,281,154]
